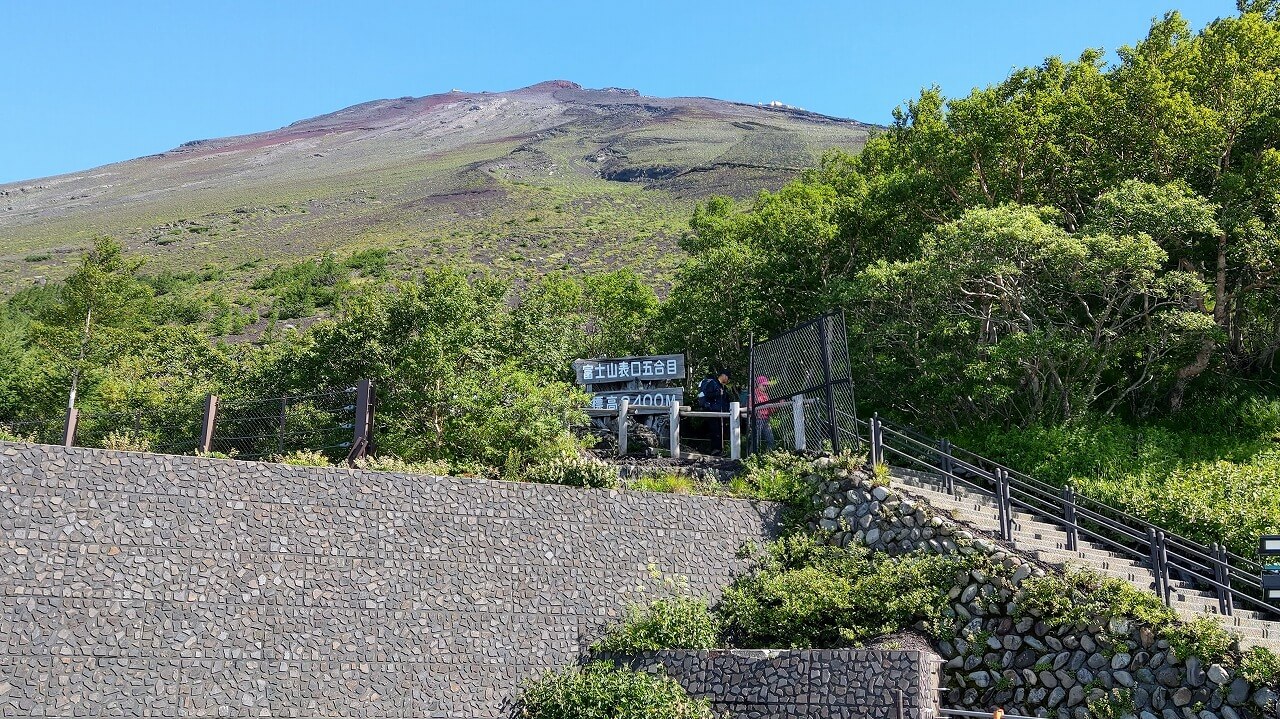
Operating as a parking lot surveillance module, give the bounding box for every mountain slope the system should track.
[0,81,873,287]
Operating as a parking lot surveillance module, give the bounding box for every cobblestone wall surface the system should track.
[809,459,1280,719]
[0,442,780,718]
[621,648,942,719]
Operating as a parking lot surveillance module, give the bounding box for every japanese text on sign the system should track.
[575,354,685,385]
[588,389,684,410]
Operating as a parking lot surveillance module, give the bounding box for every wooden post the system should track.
[61,407,78,448]
[351,379,373,462]
[668,402,681,459]
[792,395,806,451]
[729,401,741,461]
[617,398,629,457]
[198,395,219,454]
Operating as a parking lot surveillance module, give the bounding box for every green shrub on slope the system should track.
[516,662,714,719]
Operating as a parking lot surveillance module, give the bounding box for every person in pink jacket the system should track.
[751,375,776,451]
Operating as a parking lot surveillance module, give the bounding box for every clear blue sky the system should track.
[1,0,1237,184]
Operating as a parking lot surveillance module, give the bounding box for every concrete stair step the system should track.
[888,469,1280,651]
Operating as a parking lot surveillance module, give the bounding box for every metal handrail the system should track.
[865,414,1278,619]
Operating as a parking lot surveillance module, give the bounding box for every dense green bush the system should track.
[1242,646,1280,686]
[593,596,720,654]
[717,534,962,648]
[959,412,1280,557]
[1016,568,1176,630]
[516,661,714,719]
[523,457,618,488]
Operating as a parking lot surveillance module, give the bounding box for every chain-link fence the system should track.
[74,408,203,455]
[0,416,66,445]
[0,386,365,464]
[210,389,359,461]
[748,311,859,454]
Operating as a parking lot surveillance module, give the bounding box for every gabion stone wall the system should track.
[0,442,780,718]
[808,459,1280,719]
[620,648,941,719]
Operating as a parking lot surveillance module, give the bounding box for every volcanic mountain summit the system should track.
[0,81,873,282]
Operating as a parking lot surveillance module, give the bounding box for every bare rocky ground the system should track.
[0,81,874,288]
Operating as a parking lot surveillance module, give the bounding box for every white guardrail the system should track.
[585,396,815,459]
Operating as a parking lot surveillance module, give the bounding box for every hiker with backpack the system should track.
[750,375,776,451]
[696,369,732,454]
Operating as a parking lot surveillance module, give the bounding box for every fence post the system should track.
[351,379,374,462]
[61,407,78,448]
[1062,486,1078,552]
[729,401,741,461]
[668,403,681,459]
[617,399,629,457]
[792,395,807,452]
[198,394,219,454]
[748,332,756,456]
[818,315,841,453]
[939,438,954,494]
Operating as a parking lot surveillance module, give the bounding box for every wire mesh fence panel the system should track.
[210,389,357,461]
[0,416,66,445]
[75,409,202,456]
[749,311,860,455]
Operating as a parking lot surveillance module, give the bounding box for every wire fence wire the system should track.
[0,387,359,464]
[1,416,65,446]
[749,311,860,455]
[210,388,357,461]
[74,408,202,455]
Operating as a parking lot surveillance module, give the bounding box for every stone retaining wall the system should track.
[620,648,941,719]
[0,442,780,718]
[810,460,1280,719]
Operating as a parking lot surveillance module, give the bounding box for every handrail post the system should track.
[792,395,806,452]
[1219,544,1234,616]
[1148,528,1168,605]
[870,413,882,466]
[1157,531,1171,606]
[996,469,1012,541]
[729,401,741,461]
[939,438,955,494]
[1212,543,1228,616]
[198,394,219,454]
[1062,486,1078,551]
[617,398,629,457]
[61,407,78,448]
[668,402,681,460]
